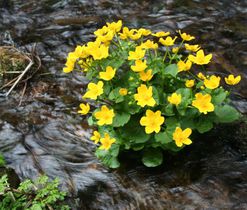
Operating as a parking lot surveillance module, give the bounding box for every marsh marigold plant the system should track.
[64,20,241,168]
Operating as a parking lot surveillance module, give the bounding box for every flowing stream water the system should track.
[0,0,247,209]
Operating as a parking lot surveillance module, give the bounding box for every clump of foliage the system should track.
[0,174,69,210]
[63,20,241,168]
[0,46,27,76]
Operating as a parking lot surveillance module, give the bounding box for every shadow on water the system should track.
[0,0,247,209]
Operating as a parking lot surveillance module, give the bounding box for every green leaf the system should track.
[30,204,43,210]
[95,149,108,158]
[132,144,144,151]
[152,86,160,105]
[165,117,180,138]
[163,142,183,152]
[115,100,140,115]
[107,157,120,168]
[109,144,120,157]
[142,148,163,167]
[196,118,213,133]
[164,64,178,77]
[196,81,204,89]
[215,105,240,123]
[108,57,125,69]
[109,88,124,103]
[180,117,196,129]
[176,88,192,115]
[212,88,228,105]
[128,103,141,114]
[103,83,111,95]
[112,112,131,127]
[149,58,165,74]
[0,154,5,167]
[0,175,8,193]
[120,117,150,143]
[155,132,172,144]
[163,104,175,116]
[87,116,94,126]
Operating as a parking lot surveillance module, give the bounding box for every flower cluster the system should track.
[65,20,241,168]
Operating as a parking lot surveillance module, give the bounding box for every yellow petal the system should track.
[183,138,192,145]
[182,128,192,138]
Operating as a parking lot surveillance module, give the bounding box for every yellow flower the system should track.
[138,28,152,36]
[119,27,131,39]
[152,31,170,37]
[159,36,177,46]
[131,60,147,72]
[197,72,206,80]
[86,40,99,51]
[185,44,200,52]
[99,66,116,81]
[134,84,156,107]
[94,24,114,42]
[106,20,122,33]
[173,127,192,147]
[140,110,165,134]
[168,93,182,106]
[188,49,212,65]
[90,44,109,60]
[139,69,153,81]
[96,30,114,43]
[172,47,179,54]
[204,75,221,89]
[63,52,77,73]
[74,45,89,58]
[94,105,115,126]
[99,133,116,150]
[129,29,142,40]
[128,46,146,60]
[178,30,195,41]
[91,131,101,144]
[119,88,128,96]
[192,93,214,114]
[63,66,74,73]
[78,103,90,115]
[140,40,158,50]
[185,79,195,88]
[225,75,241,85]
[94,26,109,37]
[177,60,192,72]
[83,81,104,100]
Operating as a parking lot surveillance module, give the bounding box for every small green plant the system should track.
[0,154,5,167]
[0,174,69,210]
[63,20,241,168]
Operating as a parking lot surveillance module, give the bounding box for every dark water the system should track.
[0,0,247,209]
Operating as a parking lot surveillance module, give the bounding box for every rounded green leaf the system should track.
[164,64,178,77]
[155,132,172,144]
[142,148,163,167]
[196,119,213,133]
[112,112,131,127]
[215,105,240,123]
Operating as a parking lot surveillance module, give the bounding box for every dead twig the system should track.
[1,44,42,99]
[18,81,27,106]
[5,58,34,97]
[0,76,18,90]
